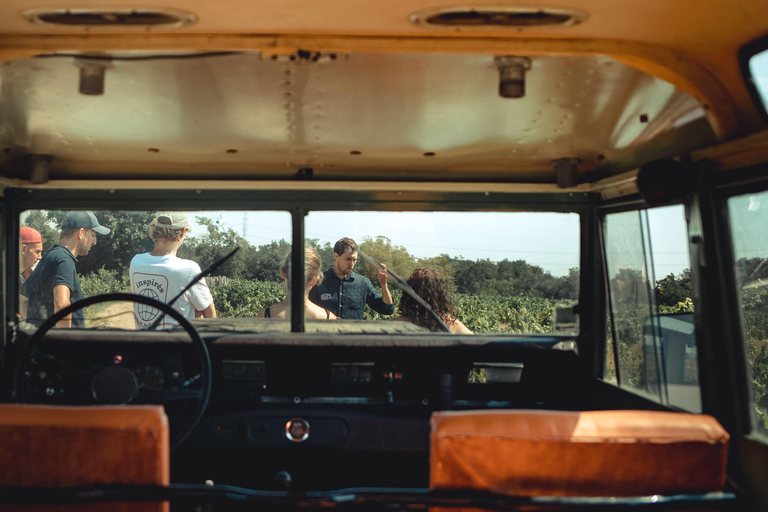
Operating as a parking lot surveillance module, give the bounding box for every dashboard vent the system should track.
[410,7,586,28]
[23,8,196,28]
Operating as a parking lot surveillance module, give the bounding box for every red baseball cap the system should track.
[20,226,43,244]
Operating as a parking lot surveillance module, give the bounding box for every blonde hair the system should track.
[149,224,185,242]
[282,248,324,288]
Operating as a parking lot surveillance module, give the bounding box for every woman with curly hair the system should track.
[257,248,337,320]
[393,267,472,334]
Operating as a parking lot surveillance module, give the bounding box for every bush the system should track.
[211,279,285,317]
[363,287,566,334]
[454,294,564,334]
[79,267,127,297]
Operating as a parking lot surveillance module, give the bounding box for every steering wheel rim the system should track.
[14,292,212,450]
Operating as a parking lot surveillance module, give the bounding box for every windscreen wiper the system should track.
[145,247,240,331]
[356,248,450,333]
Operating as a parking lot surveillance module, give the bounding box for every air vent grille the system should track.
[24,8,196,28]
[410,7,586,29]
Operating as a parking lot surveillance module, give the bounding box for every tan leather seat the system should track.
[0,404,169,512]
[430,409,729,497]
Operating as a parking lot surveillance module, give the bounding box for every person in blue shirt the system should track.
[309,237,394,319]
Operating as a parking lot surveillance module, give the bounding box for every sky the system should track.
[189,207,692,278]
[189,211,581,275]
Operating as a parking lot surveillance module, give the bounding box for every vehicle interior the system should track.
[1,0,768,510]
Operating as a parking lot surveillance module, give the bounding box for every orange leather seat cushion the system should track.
[0,404,169,512]
[430,410,729,497]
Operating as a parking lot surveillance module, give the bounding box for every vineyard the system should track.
[77,270,569,334]
[208,280,569,334]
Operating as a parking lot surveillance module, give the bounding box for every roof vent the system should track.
[23,8,195,28]
[410,6,586,28]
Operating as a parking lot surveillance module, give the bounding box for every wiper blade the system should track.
[357,248,450,333]
[146,246,240,331]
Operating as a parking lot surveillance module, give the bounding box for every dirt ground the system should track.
[85,301,136,330]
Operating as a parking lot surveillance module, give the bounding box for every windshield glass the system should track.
[18,209,579,335]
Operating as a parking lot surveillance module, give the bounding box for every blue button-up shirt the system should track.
[309,266,395,319]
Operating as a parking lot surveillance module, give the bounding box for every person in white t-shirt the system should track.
[130,212,217,329]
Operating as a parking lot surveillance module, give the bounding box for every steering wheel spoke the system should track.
[30,348,96,386]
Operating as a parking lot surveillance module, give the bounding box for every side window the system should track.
[727,192,768,440]
[747,46,768,117]
[602,205,701,412]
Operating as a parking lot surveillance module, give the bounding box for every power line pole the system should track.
[242,212,247,239]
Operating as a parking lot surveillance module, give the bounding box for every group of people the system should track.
[19,211,217,329]
[19,211,471,334]
[260,236,471,334]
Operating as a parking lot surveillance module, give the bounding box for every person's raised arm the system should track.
[367,274,395,316]
[53,284,72,328]
[377,265,393,305]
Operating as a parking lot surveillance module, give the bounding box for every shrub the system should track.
[79,267,127,297]
[211,279,285,317]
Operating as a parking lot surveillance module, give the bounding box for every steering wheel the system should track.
[14,292,212,450]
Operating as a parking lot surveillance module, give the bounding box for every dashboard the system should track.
[13,323,584,490]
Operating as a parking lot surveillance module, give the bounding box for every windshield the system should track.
[18,209,580,335]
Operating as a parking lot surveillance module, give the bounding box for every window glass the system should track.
[19,210,291,330]
[18,209,580,337]
[603,205,700,411]
[304,211,580,334]
[727,192,768,439]
[749,48,768,116]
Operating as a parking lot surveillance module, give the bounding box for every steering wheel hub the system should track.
[91,365,139,404]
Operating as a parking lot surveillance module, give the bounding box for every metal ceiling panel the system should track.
[0,51,716,182]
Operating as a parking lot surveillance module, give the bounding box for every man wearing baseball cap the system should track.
[19,226,43,284]
[130,212,216,330]
[21,211,110,328]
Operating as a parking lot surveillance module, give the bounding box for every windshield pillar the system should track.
[291,208,306,332]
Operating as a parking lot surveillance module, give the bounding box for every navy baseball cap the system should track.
[62,211,110,235]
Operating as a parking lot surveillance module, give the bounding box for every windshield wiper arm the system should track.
[145,247,240,331]
[356,249,450,333]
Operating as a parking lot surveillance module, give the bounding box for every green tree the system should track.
[357,236,416,287]
[308,238,334,273]
[245,239,292,282]
[415,253,455,291]
[181,217,249,279]
[453,257,497,294]
[557,267,580,301]
[655,269,692,307]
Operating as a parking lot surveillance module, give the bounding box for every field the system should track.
[207,279,569,334]
[80,273,569,334]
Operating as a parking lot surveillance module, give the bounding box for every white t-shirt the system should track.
[130,253,214,330]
